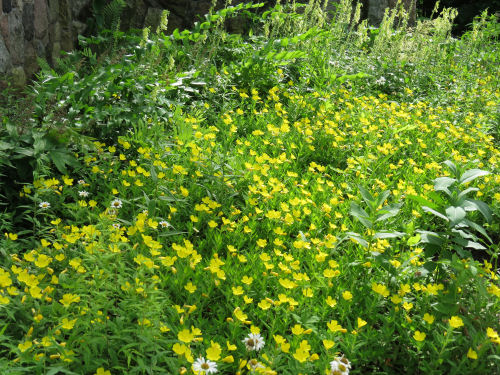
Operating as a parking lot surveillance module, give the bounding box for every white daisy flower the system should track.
[79,191,89,197]
[243,333,265,351]
[192,357,218,374]
[159,220,170,228]
[330,356,351,375]
[39,201,50,209]
[78,179,86,185]
[110,199,123,209]
[112,223,121,229]
[248,359,264,371]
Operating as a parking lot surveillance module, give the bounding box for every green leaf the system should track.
[443,160,458,177]
[345,232,369,248]
[358,185,375,208]
[280,38,289,47]
[445,206,466,225]
[406,195,438,210]
[433,177,456,193]
[417,230,445,245]
[422,206,449,222]
[459,168,489,185]
[407,234,421,245]
[350,202,372,228]
[463,199,492,223]
[375,203,402,222]
[373,231,404,239]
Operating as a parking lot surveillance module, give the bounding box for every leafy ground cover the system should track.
[1,1,499,374]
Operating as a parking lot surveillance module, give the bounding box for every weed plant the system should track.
[0,1,499,374]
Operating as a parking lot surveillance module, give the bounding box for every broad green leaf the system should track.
[406,195,438,209]
[375,203,402,222]
[345,232,369,248]
[376,190,391,208]
[459,168,490,185]
[433,177,456,193]
[443,160,458,177]
[445,206,466,224]
[350,202,372,228]
[358,185,375,208]
[463,199,492,223]
[417,230,445,245]
[422,206,449,222]
[373,231,404,239]
[463,219,492,243]
[407,234,421,245]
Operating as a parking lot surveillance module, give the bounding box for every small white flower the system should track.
[247,359,264,371]
[78,179,86,185]
[112,223,121,229]
[243,333,265,351]
[192,357,218,374]
[79,191,89,197]
[159,220,170,228]
[39,201,50,209]
[110,199,123,209]
[375,76,386,85]
[330,356,351,375]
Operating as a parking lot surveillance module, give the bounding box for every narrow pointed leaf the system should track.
[459,169,489,185]
[358,185,375,208]
[350,203,372,228]
[373,231,405,239]
[464,199,492,223]
[422,206,449,222]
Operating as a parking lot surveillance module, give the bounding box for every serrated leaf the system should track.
[459,169,489,185]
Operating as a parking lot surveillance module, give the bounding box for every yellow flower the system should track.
[95,368,111,375]
[342,291,353,301]
[59,293,80,307]
[423,313,434,324]
[467,348,478,359]
[357,317,367,329]
[206,341,222,361]
[18,340,32,352]
[372,283,390,297]
[322,339,335,349]
[449,316,464,329]
[178,329,195,343]
[413,331,426,342]
[292,324,305,335]
[61,318,77,330]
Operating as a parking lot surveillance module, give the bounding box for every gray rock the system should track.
[34,0,48,39]
[144,7,163,30]
[50,41,60,64]
[24,40,38,78]
[9,65,26,87]
[2,0,12,14]
[48,0,60,23]
[7,9,24,65]
[69,0,91,18]
[34,37,47,59]
[0,35,12,74]
[71,19,86,35]
[23,2,35,41]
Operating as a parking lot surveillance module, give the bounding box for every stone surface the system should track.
[7,9,24,65]
[24,40,39,78]
[22,2,35,41]
[0,35,12,73]
[10,65,26,87]
[34,0,48,39]
[48,0,60,23]
[2,0,12,14]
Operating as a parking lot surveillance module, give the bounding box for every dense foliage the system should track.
[1,1,499,374]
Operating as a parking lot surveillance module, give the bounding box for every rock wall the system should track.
[1,0,92,86]
[1,0,414,87]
